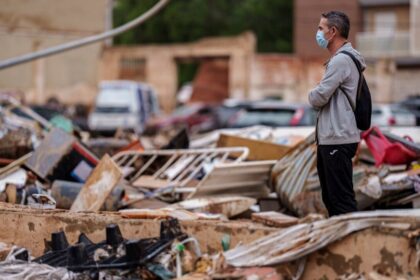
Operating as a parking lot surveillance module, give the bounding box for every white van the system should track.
[88,81,159,134]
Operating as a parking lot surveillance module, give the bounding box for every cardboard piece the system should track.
[217,133,290,161]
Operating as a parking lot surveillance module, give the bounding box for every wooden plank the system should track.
[119,209,199,221]
[252,212,299,228]
[217,134,291,161]
[70,154,122,212]
[132,175,171,189]
[0,153,31,178]
[171,196,257,218]
[193,185,268,198]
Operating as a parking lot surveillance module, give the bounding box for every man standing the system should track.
[308,11,365,216]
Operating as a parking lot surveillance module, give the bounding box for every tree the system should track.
[113,0,293,53]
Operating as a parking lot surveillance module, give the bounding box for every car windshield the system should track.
[372,108,382,115]
[391,106,412,115]
[232,108,295,127]
[95,86,139,112]
[94,106,130,113]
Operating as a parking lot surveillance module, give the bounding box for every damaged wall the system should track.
[302,228,419,278]
[0,0,107,105]
[100,32,256,112]
[250,55,324,102]
[0,203,418,278]
[100,35,327,109]
[0,203,274,257]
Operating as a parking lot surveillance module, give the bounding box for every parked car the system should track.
[228,101,316,128]
[371,104,416,127]
[400,95,420,125]
[215,99,253,128]
[145,103,219,134]
[88,81,159,134]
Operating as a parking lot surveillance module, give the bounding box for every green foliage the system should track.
[177,62,199,87]
[113,0,293,53]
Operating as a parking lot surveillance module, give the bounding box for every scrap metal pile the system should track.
[271,128,420,217]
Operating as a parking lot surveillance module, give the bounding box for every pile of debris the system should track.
[0,96,419,278]
[0,105,418,217]
[271,128,420,217]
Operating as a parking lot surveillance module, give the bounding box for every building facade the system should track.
[2,0,418,110]
[294,0,361,59]
[100,33,326,112]
[356,0,420,102]
[294,0,420,103]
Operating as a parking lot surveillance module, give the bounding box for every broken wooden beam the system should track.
[70,154,122,212]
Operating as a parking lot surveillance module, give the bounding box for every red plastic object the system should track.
[387,116,396,126]
[290,108,304,126]
[361,126,418,167]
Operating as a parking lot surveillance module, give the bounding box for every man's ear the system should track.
[331,26,337,37]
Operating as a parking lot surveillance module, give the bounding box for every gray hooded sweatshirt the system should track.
[309,42,366,145]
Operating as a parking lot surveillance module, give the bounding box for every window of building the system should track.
[119,57,146,81]
[374,12,397,35]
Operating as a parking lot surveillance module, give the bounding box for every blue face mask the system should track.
[316,30,329,49]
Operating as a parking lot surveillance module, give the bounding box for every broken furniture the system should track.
[25,128,98,183]
[113,147,275,200]
[113,147,248,192]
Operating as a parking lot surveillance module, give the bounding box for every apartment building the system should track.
[356,0,420,102]
[294,0,420,103]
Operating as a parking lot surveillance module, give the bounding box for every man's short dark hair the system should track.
[321,11,350,39]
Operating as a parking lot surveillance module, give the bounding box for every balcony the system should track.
[356,31,410,57]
